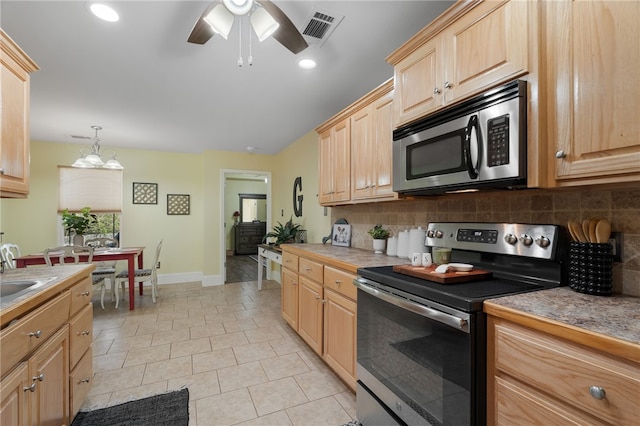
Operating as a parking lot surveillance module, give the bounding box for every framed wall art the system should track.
[167,194,190,215]
[331,223,351,247]
[132,182,158,205]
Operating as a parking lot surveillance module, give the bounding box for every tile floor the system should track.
[87,279,357,426]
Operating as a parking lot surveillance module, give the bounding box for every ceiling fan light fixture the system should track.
[89,3,119,22]
[223,0,253,16]
[251,7,279,42]
[204,4,234,39]
[298,58,316,69]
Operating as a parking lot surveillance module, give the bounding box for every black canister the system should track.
[568,242,613,296]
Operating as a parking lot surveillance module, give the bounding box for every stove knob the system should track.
[434,230,443,239]
[504,233,518,245]
[427,230,434,238]
[520,234,533,246]
[535,235,551,248]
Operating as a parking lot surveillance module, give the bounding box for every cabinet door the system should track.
[351,106,373,200]
[331,119,351,203]
[281,267,299,330]
[549,0,640,184]
[444,0,529,103]
[323,289,357,391]
[371,91,395,198]
[29,326,69,426]
[0,362,30,426]
[297,276,323,355]
[393,36,444,127]
[318,129,333,205]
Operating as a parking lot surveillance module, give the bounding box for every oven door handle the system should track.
[354,279,469,333]
[464,114,481,180]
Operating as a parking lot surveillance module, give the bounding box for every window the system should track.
[59,213,121,246]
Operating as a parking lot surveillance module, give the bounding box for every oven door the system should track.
[355,278,485,426]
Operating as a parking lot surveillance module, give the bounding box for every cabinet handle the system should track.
[23,383,36,393]
[33,373,44,382]
[555,150,566,159]
[80,330,91,336]
[81,291,90,296]
[433,87,441,95]
[78,378,91,384]
[0,168,5,175]
[305,267,312,272]
[334,280,342,285]
[292,281,297,286]
[28,330,42,338]
[589,386,606,400]
[444,81,452,89]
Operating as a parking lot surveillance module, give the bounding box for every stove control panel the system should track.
[425,222,560,259]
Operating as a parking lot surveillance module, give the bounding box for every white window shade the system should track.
[58,166,123,213]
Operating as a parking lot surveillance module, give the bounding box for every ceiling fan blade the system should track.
[257,0,308,54]
[187,2,217,44]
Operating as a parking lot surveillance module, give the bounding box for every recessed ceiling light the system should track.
[90,3,119,22]
[298,59,316,70]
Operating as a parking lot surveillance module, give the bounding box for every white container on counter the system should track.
[397,230,410,259]
[408,227,426,258]
[386,236,398,256]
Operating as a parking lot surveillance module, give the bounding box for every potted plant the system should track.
[262,216,300,247]
[61,207,97,245]
[368,224,390,254]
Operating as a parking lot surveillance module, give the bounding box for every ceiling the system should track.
[1,1,454,155]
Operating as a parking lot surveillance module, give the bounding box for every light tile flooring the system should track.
[87,279,357,426]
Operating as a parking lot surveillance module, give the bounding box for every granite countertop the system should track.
[280,243,411,274]
[0,265,93,326]
[485,287,640,346]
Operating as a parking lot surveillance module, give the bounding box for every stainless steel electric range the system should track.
[354,222,568,426]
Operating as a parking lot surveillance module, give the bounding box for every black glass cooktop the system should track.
[357,266,549,312]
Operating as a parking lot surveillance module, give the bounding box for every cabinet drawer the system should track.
[324,266,357,300]
[282,252,298,271]
[298,258,323,283]
[68,305,93,369]
[0,291,70,378]
[69,277,92,317]
[69,346,92,420]
[494,321,640,425]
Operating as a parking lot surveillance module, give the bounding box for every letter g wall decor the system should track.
[293,177,303,217]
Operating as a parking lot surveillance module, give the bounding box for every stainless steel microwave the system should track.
[393,80,527,195]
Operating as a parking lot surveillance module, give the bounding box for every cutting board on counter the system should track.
[392,264,493,284]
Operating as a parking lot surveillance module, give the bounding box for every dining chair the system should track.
[114,239,163,307]
[43,245,109,309]
[0,243,21,270]
[85,237,118,307]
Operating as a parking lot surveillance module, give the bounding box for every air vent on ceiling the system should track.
[300,7,344,46]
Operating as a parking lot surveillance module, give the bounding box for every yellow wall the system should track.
[1,129,330,285]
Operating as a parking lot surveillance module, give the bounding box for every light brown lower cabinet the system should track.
[487,316,640,425]
[280,249,358,391]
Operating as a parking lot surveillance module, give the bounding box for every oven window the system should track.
[357,289,471,426]
[406,129,466,180]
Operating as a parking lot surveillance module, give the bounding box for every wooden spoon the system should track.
[566,221,578,242]
[582,219,591,242]
[569,220,587,243]
[588,218,599,244]
[595,219,611,244]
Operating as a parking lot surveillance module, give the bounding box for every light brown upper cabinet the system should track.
[545,0,640,186]
[350,81,396,201]
[0,29,39,198]
[318,118,350,205]
[388,0,530,128]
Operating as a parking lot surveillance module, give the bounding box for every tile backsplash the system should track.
[332,187,640,296]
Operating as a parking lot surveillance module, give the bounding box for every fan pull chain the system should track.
[248,18,253,66]
[237,18,244,67]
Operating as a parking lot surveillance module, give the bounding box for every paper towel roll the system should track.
[397,230,410,259]
[386,237,398,256]
[408,227,426,258]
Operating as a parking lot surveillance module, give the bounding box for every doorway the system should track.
[220,170,271,284]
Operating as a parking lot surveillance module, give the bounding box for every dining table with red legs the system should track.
[14,247,145,310]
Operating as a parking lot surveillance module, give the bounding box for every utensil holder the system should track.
[568,242,613,296]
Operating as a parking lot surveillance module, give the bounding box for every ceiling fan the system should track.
[187,0,309,55]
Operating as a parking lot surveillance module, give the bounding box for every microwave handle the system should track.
[464,114,481,179]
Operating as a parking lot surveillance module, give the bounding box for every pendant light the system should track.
[72,125,123,169]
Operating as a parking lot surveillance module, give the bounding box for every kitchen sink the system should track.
[0,278,54,302]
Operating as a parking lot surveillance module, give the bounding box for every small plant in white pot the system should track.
[368,224,390,254]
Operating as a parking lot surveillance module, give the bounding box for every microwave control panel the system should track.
[487,114,510,167]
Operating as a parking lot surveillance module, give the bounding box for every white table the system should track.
[257,244,282,290]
